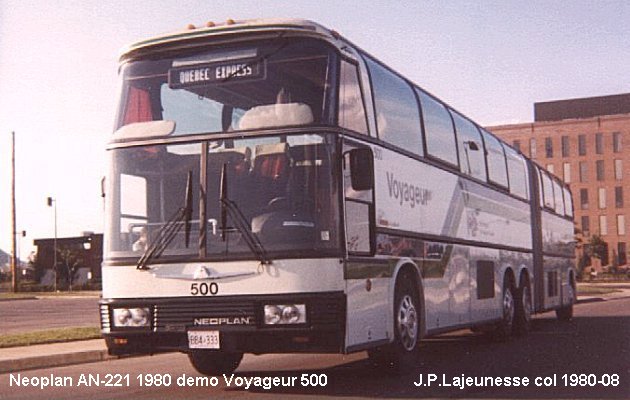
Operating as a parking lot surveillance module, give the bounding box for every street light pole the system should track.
[11,131,18,292]
[47,197,57,291]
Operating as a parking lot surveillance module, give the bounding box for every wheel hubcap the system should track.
[503,288,514,326]
[523,288,531,323]
[397,295,418,351]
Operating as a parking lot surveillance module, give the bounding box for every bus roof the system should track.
[120,18,339,61]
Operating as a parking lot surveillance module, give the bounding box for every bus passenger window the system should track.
[552,180,565,215]
[563,186,574,217]
[540,171,555,210]
[481,129,508,188]
[417,89,458,166]
[339,60,368,135]
[451,111,486,181]
[505,147,529,199]
[364,57,423,155]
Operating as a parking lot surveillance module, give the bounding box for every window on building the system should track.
[530,138,537,159]
[482,129,509,187]
[616,186,624,208]
[595,132,604,154]
[596,160,605,181]
[578,134,587,156]
[561,135,570,157]
[618,215,626,236]
[365,57,422,153]
[546,164,555,174]
[579,161,588,182]
[599,187,607,209]
[512,140,521,152]
[416,89,457,165]
[580,188,589,210]
[545,137,553,158]
[618,242,627,265]
[581,215,590,234]
[339,60,369,135]
[615,159,623,180]
[600,215,608,235]
[613,132,622,153]
[451,111,486,181]
[563,162,571,183]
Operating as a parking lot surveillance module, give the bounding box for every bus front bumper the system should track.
[100,292,346,355]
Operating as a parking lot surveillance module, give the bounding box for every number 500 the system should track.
[190,282,218,296]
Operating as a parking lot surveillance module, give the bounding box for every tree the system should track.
[58,247,84,291]
[589,234,609,266]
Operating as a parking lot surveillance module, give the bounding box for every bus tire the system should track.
[493,276,516,341]
[556,277,575,321]
[369,274,420,372]
[513,276,532,336]
[188,351,243,376]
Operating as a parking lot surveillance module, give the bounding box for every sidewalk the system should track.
[1,284,629,375]
[0,339,109,374]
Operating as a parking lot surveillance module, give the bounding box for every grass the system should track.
[0,327,101,348]
[0,291,100,299]
[576,285,620,296]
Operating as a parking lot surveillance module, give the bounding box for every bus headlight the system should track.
[113,307,151,327]
[263,304,306,325]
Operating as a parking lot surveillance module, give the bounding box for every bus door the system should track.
[342,143,389,351]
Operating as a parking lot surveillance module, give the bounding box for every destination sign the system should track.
[168,59,264,89]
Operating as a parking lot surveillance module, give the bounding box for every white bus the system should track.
[100,19,576,375]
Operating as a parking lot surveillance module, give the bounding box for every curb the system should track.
[0,297,37,302]
[0,350,112,374]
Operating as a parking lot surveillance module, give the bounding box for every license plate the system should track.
[188,330,220,349]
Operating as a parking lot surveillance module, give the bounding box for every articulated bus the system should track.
[101,19,576,374]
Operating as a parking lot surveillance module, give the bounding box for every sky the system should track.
[1,0,629,259]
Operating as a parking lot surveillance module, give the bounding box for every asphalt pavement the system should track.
[0,283,628,374]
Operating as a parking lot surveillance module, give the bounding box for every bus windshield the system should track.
[105,133,341,262]
[115,37,336,136]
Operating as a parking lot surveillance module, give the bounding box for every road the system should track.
[1,297,629,399]
[0,297,100,335]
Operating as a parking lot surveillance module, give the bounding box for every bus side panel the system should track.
[344,264,390,350]
[540,211,575,311]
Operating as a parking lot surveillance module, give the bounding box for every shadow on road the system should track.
[232,315,629,398]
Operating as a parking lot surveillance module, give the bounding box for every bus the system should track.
[100,19,576,375]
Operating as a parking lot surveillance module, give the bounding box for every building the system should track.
[487,93,630,271]
[33,233,103,288]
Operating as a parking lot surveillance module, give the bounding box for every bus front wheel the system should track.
[369,275,420,372]
[188,351,243,376]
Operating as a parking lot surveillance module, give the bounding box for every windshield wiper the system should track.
[137,170,194,270]
[219,163,271,265]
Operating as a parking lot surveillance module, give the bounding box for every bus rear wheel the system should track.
[188,351,243,376]
[368,275,420,372]
[556,278,575,321]
[513,278,532,336]
[493,277,516,341]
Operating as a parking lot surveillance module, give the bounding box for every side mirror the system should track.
[349,148,373,191]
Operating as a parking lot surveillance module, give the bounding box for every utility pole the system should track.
[11,131,18,292]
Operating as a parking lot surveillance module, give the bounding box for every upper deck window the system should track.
[451,111,486,181]
[417,89,458,166]
[338,60,368,134]
[364,57,423,155]
[115,38,336,137]
[481,129,508,188]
